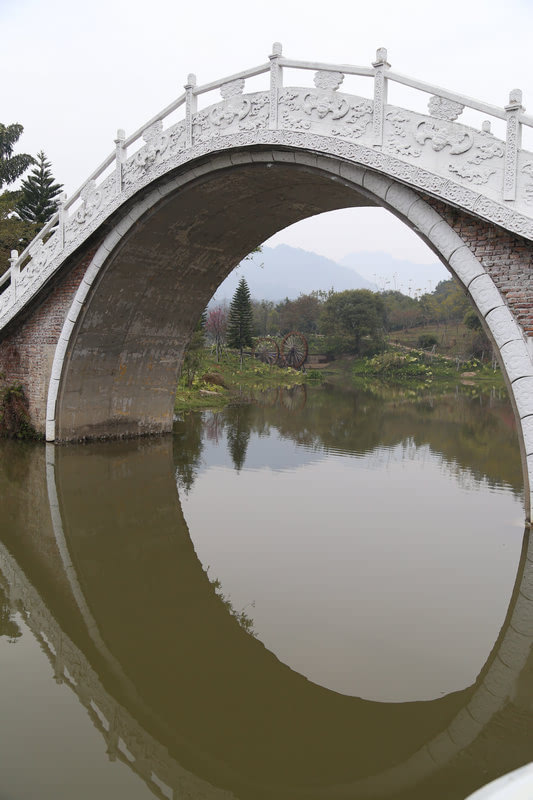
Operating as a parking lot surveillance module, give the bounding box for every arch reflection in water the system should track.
[179,383,525,700]
[0,384,531,800]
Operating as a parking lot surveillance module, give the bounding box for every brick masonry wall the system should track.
[428,199,533,337]
[0,249,97,434]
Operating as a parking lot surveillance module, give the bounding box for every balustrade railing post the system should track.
[53,634,64,684]
[184,74,197,149]
[114,128,126,194]
[9,250,19,301]
[106,713,119,762]
[503,89,524,201]
[372,47,390,149]
[269,42,283,130]
[56,192,67,249]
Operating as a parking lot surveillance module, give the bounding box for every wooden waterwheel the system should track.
[280,331,308,369]
[252,337,280,365]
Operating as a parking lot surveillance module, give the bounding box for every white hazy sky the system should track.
[2,0,533,266]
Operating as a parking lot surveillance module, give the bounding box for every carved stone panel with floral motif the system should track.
[383,102,507,200]
[192,91,269,144]
[4,83,533,334]
[278,88,373,140]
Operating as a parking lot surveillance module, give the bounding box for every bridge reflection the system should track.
[0,438,532,799]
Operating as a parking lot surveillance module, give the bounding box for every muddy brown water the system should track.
[0,381,531,800]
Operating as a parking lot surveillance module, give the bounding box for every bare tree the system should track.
[206,305,228,361]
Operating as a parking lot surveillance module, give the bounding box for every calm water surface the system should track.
[0,380,532,800]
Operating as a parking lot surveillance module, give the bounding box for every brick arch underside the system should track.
[52,150,533,518]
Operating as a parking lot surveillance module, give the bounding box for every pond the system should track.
[0,380,531,800]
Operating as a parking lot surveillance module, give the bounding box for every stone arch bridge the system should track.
[2,45,533,513]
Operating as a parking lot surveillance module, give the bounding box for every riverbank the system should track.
[174,346,505,414]
[348,347,506,389]
[174,351,311,413]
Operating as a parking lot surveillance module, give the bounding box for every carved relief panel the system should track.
[383,100,506,200]
[278,88,373,141]
[192,81,269,144]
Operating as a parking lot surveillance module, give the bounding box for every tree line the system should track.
[0,122,63,274]
[205,275,486,358]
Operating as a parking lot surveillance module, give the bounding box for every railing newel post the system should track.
[184,74,197,149]
[9,249,19,301]
[106,711,119,762]
[53,633,64,684]
[504,89,524,201]
[114,129,126,194]
[56,192,67,249]
[269,42,283,130]
[372,47,390,149]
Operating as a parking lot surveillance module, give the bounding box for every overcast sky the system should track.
[2,0,532,270]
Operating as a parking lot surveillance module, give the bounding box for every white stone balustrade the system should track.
[2,44,533,335]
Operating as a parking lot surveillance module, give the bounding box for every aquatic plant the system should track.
[0,376,38,439]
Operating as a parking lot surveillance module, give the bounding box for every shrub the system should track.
[305,369,324,382]
[353,350,433,381]
[202,372,227,388]
[417,333,438,349]
[0,381,37,439]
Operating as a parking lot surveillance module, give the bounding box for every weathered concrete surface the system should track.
[54,157,375,440]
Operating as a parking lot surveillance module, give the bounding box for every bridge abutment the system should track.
[0,250,97,435]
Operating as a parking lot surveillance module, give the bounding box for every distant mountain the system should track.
[340,251,449,295]
[212,245,375,303]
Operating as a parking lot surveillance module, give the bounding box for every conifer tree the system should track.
[227,277,253,368]
[0,123,33,190]
[0,192,38,273]
[17,151,63,226]
[0,123,36,277]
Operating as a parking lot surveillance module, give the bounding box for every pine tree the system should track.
[17,151,63,226]
[0,124,36,277]
[0,191,39,275]
[0,123,33,190]
[227,277,253,368]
